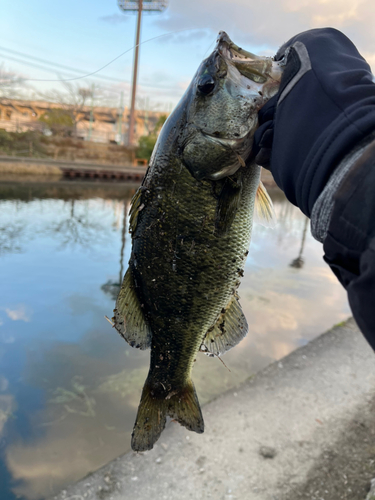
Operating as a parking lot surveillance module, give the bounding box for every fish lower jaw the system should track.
[202,133,252,180]
[202,132,248,149]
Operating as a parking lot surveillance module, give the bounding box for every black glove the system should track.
[253,28,375,217]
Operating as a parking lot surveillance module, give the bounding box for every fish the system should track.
[113,31,283,452]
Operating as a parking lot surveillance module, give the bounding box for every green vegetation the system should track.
[334,319,350,328]
[39,108,74,136]
[0,130,47,157]
[136,134,157,160]
[0,114,169,163]
[136,114,167,160]
[50,376,96,418]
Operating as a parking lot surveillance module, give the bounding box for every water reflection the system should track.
[101,201,129,301]
[0,179,350,500]
[289,217,309,269]
[0,222,27,256]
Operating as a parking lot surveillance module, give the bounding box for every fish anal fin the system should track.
[200,296,248,356]
[131,378,204,452]
[254,178,277,228]
[113,269,151,350]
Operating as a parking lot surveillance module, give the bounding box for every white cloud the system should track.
[0,394,15,436]
[155,29,211,45]
[0,333,15,344]
[152,0,375,59]
[5,305,32,322]
[0,376,9,392]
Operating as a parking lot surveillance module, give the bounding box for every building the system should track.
[0,98,167,144]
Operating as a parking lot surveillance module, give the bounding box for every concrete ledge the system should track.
[0,154,140,170]
[52,318,375,500]
[0,155,147,181]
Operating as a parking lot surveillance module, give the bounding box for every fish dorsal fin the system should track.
[113,269,151,350]
[254,179,277,228]
[200,296,248,356]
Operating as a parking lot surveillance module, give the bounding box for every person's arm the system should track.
[252,28,375,348]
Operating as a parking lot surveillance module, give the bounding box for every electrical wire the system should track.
[0,53,84,80]
[0,52,183,93]
[17,28,199,83]
[0,46,124,83]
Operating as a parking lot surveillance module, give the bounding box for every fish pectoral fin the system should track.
[200,295,248,356]
[132,378,204,452]
[129,188,143,234]
[215,176,243,235]
[254,178,277,228]
[113,269,152,350]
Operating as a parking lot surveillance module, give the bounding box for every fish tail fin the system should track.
[131,378,204,452]
[131,381,168,452]
[167,379,204,434]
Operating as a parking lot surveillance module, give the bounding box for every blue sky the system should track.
[1,0,374,111]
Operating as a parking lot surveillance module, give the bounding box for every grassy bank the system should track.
[0,130,134,164]
[0,162,62,176]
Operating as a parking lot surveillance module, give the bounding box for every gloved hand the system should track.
[253,28,375,217]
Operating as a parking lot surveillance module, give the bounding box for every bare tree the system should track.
[41,81,94,137]
[0,65,25,101]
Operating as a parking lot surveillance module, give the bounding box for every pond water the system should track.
[0,178,350,500]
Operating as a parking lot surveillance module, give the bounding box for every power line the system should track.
[16,28,198,83]
[0,52,186,93]
[0,53,87,80]
[0,46,124,83]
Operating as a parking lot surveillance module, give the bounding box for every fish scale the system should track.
[133,164,256,350]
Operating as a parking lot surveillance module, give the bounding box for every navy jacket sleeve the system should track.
[254,27,375,217]
[323,139,375,349]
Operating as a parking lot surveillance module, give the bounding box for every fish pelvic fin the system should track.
[131,378,204,452]
[254,178,277,228]
[113,269,152,350]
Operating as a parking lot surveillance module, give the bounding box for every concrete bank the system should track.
[0,155,276,187]
[53,318,375,500]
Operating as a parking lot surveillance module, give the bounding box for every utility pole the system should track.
[117,91,124,144]
[88,83,95,141]
[117,0,168,146]
[144,95,149,134]
[128,0,143,146]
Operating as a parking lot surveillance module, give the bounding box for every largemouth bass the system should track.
[113,32,282,451]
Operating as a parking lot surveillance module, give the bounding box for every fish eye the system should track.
[197,75,215,95]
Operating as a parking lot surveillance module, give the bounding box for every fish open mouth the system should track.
[215,31,283,87]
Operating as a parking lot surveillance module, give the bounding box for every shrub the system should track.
[39,109,74,136]
[0,130,47,156]
[136,114,167,161]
